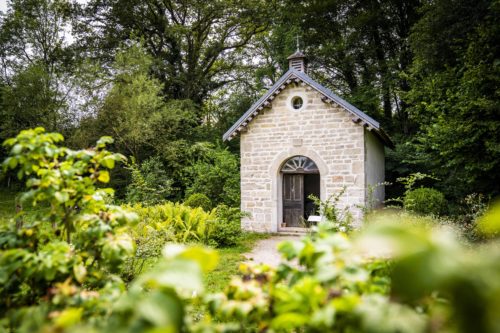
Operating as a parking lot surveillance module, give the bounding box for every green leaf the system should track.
[98,170,110,183]
[4,157,17,169]
[101,155,115,169]
[271,313,310,330]
[477,201,500,236]
[73,264,87,283]
[139,259,204,293]
[174,246,219,272]
[55,191,69,203]
[136,291,184,329]
[54,308,83,328]
[11,144,23,155]
[96,136,114,148]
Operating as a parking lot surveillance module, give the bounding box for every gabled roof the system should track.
[223,68,394,148]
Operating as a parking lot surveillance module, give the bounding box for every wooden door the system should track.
[283,174,304,227]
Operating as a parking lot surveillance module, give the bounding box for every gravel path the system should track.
[244,235,303,267]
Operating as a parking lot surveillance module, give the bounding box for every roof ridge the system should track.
[222,69,393,148]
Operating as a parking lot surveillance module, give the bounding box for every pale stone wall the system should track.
[240,83,369,232]
[364,130,385,208]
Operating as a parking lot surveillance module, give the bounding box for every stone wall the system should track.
[365,130,385,208]
[240,82,369,232]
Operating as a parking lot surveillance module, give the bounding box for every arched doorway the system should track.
[281,156,320,228]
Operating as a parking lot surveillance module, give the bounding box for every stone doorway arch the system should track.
[269,149,328,232]
[280,156,320,228]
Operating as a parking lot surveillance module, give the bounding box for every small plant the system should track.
[130,202,216,244]
[397,172,438,192]
[362,181,391,215]
[308,187,353,233]
[207,204,247,247]
[404,187,447,216]
[126,157,173,206]
[463,193,489,223]
[184,193,212,211]
[386,172,439,207]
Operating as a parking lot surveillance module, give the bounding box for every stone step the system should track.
[277,227,310,236]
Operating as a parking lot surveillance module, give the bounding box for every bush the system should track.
[184,193,212,211]
[207,205,244,247]
[130,202,215,244]
[404,187,447,215]
[184,145,240,207]
[126,157,173,205]
[0,128,137,328]
[309,187,353,233]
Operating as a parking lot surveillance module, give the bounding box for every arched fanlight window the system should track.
[281,156,319,174]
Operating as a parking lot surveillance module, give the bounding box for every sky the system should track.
[0,0,7,13]
[0,0,89,14]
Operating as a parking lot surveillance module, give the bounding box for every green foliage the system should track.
[126,157,173,206]
[91,45,168,160]
[184,145,240,207]
[79,0,273,104]
[404,187,447,216]
[3,129,500,333]
[200,212,500,333]
[105,245,219,333]
[309,187,353,233]
[208,205,245,248]
[405,0,500,200]
[184,193,212,211]
[477,200,500,238]
[0,128,137,328]
[129,202,244,249]
[130,202,215,245]
[0,64,65,141]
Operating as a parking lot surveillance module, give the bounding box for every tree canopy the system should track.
[1,0,498,203]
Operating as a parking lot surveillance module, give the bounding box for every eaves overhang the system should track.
[222,68,394,148]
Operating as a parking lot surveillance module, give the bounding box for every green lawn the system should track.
[204,232,269,293]
[0,188,17,221]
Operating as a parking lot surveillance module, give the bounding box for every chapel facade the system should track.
[223,51,393,232]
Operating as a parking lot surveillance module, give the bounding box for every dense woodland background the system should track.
[0,0,499,209]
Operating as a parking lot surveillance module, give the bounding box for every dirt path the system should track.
[244,235,303,267]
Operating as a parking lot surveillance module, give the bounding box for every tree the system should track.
[405,0,500,199]
[0,64,66,140]
[184,145,240,207]
[270,0,421,133]
[77,0,274,105]
[0,0,75,77]
[0,0,78,147]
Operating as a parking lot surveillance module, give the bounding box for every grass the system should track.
[204,232,269,293]
[0,188,52,225]
[0,188,19,222]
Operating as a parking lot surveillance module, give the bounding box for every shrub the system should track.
[309,187,353,233]
[184,145,240,207]
[207,204,245,247]
[122,224,176,281]
[184,193,212,211]
[201,211,500,333]
[130,202,216,244]
[404,187,447,215]
[126,157,173,205]
[0,128,136,328]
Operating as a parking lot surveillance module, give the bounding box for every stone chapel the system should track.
[223,51,393,232]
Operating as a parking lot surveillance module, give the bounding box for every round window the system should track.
[291,96,303,110]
